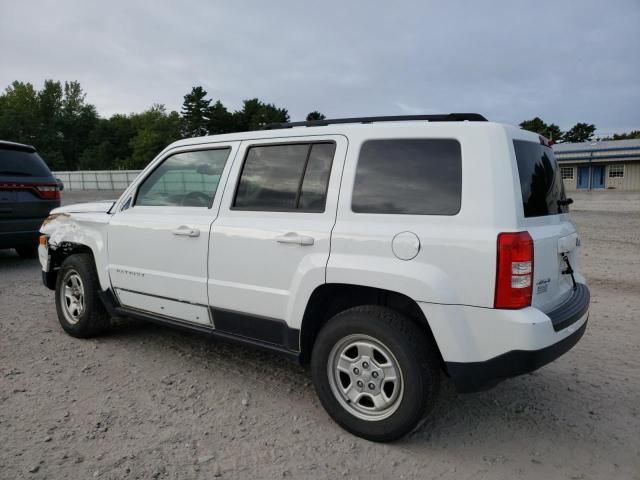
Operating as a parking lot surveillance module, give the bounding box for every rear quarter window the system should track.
[351,139,462,215]
[513,140,568,218]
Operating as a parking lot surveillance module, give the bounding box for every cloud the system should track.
[1,0,638,133]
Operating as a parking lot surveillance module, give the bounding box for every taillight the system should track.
[35,184,60,200]
[494,231,534,309]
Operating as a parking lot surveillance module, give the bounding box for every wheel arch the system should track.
[299,283,445,369]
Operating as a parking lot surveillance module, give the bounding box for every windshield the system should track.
[513,140,568,218]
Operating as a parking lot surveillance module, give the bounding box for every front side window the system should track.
[233,142,335,211]
[609,164,624,178]
[136,148,230,207]
[352,139,462,215]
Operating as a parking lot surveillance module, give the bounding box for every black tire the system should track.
[15,244,38,259]
[311,306,440,442]
[55,253,111,338]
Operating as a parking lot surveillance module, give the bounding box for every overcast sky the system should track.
[1,1,638,135]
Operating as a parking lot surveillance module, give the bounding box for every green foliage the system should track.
[127,105,182,169]
[0,79,297,170]
[562,122,596,143]
[519,117,563,141]
[306,111,326,121]
[181,86,210,138]
[234,98,289,131]
[207,100,234,135]
[610,130,640,140]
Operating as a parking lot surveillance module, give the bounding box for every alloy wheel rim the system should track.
[327,334,404,421]
[60,270,85,325]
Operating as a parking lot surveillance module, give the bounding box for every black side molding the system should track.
[211,307,300,351]
[96,290,301,362]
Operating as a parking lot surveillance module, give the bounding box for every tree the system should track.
[180,86,210,138]
[234,98,289,131]
[127,104,181,169]
[611,130,640,140]
[306,111,326,121]
[36,80,64,168]
[0,81,40,144]
[563,123,596,143]
[519,117,563,142]
[58,81,99,169]
[207,100,234,134]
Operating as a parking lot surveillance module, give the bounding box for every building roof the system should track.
[554,138,640,153]
[553,138,640,164]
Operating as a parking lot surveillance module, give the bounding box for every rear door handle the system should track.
[172,226,200,237]
[276,232,315,246]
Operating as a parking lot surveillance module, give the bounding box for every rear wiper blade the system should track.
[0,170,33,176]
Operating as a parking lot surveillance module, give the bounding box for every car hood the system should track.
[51,201,116,215]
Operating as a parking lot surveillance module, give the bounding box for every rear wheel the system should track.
[55,254,111,337]
[15,244,38,259]
[311,306,440,442]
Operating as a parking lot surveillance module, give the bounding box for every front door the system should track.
[107,144,237,325]
[577,166,590,189]
[208,136,347,347]
[591,165,605,189]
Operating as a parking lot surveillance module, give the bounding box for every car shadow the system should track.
[101,314,597,450]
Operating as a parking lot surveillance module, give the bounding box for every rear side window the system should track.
[0,149,52,177]
[352,139,462,215]
[233,142,335,212]
[513,140,568,218]
[136,148,230,207]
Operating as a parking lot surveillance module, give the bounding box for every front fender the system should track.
[40,212,111,291]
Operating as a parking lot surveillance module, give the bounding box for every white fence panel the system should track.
[53,170,142,190]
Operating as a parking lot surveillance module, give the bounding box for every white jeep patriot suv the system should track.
[39,114,590,441]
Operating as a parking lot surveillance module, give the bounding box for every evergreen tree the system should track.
[563,123,596,143]
[306,111,326,121]
[207,100,234,134]
[180,86,210,137]
[519,117,563,142]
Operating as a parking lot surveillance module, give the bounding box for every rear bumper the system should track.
[420,283,590,393]
[446,317,587,392]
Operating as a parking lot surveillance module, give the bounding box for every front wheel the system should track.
[311,306,440,442]
[55,254,111,338]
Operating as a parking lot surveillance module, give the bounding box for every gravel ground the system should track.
[1,190,639,479]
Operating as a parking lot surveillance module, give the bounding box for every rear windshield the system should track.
[0,148,52,177]
[513,140,568,218]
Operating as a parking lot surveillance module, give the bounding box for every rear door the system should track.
[208,136,346,344]
[107,144,237,325]
[513,138,579,312]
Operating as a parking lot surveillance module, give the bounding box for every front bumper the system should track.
[420,283,590,393]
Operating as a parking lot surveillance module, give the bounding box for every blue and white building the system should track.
[554,139,640,191]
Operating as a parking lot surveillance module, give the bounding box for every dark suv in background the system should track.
[0,141,61,258]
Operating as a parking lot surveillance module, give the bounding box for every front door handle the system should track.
[172,226,200,237]
[276,232,315,246]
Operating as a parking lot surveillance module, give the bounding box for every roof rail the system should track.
[265,113,487,130]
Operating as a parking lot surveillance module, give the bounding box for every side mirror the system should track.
[56,178,64,191]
